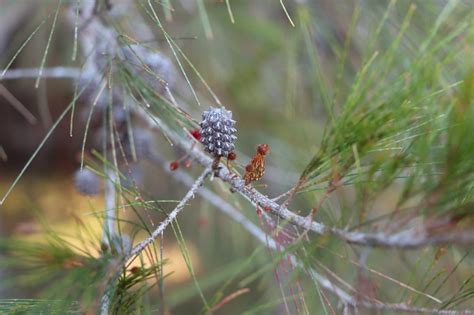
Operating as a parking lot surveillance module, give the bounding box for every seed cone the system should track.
[74,168,101,196]
[200,107,237,158]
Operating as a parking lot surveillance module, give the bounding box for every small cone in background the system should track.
[74,168,101,196]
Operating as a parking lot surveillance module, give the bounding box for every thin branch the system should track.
[102,168,117,245]
[353,302,474,314]
[147,151,355,309]
[137,111,474,249]
[127,166,211,260]
[100,166,212,314]
[0,67,81,80]
[150,151,474,314]
[209,288,250,312]
[0,83,37,124]
[61,1,474,313]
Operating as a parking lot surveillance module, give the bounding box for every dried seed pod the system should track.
[74,168,101,196]
[200,107,237,158]
[244,144,269,185]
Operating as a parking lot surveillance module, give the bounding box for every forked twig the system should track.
[148,151,474,314]
[136,109,474,249]
[100,166,212,314]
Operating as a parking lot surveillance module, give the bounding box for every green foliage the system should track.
[0,236,108,312]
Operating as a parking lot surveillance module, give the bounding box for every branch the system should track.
[127,166,211,261]
[62,1,474,312]
[136,110,474,249]
[0,67,81,80]
[100,166,212,314]
[17,35,468,250]
[102,168,117,246]
[149,151,474,314]
[0,83,37,124]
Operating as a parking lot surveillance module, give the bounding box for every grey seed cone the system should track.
[200,107,237,158]
[74,168,101,196]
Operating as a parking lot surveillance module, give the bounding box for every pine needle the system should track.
[35,0,62,89]
[1,14,51,79]
[225,0,235,24]
[196,0,214,39]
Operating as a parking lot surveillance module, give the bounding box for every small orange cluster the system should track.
[244,144,269,185]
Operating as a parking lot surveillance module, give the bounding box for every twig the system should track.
[0,67,81,80]
[0,83,37,124]
[100,166,212,314]
[151,151,474,314]
[62,1,474,312]
[102,168,117,246]
[147,151,354,309]
[209,288,250,313]
[127,166,211,261]
[137,111,474,249]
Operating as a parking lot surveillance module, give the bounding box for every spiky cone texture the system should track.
[74,168,101,196]
[200,107,237,158]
